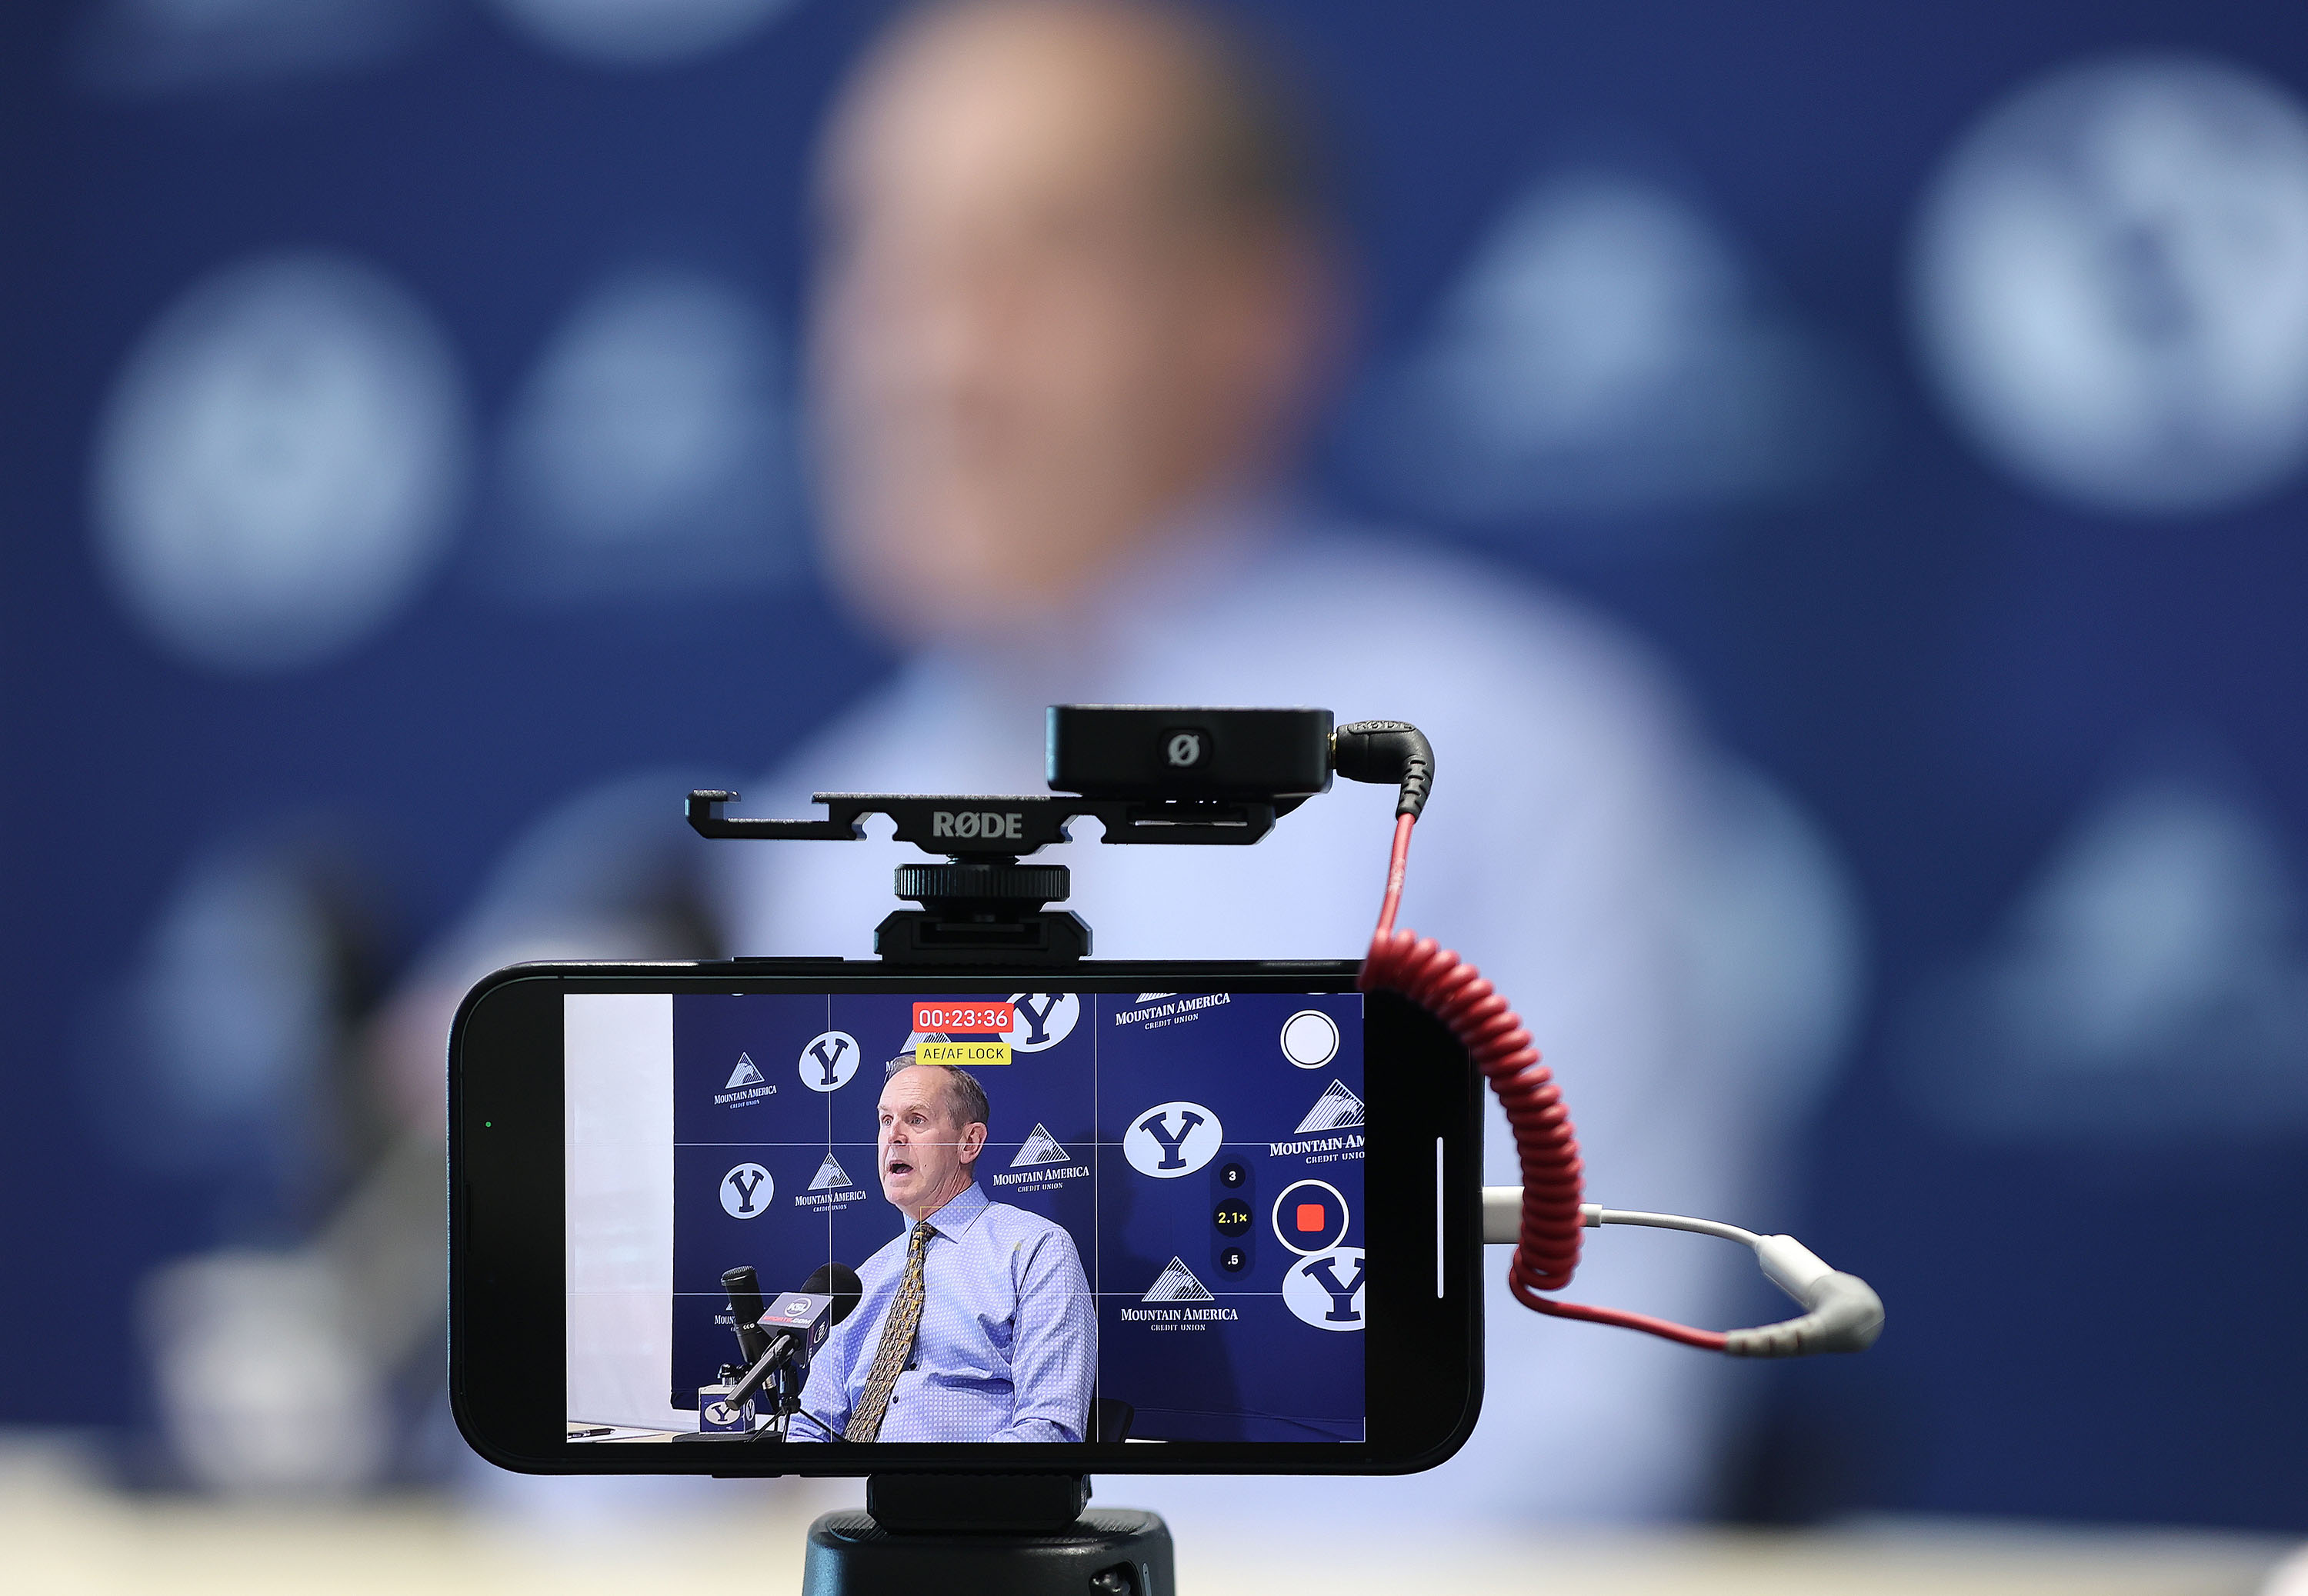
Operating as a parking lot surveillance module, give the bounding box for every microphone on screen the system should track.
[725,1261,864,1410]
[720,1266,772,1366]
[807,1261,864,1327]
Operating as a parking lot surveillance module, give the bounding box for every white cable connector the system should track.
[1480,1188,1885,1358]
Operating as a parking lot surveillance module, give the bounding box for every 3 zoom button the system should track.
[1213,1199,1252,1236]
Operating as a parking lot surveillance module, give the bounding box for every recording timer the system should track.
[912,1001,1016,1033]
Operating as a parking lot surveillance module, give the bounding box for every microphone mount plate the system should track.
[685,789,1304,968]
[685,790,1294,851]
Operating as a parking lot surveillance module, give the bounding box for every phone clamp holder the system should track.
[682,708,1337,1589]
[886,855,1086,964]
[805,1475,1172,1596]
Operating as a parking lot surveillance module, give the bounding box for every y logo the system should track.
[720,1162,773,1218]
[1122,1100,1222,1178]
[1139,1108,1203,1168]
[798,1030,861,1093]
[1282,1247,1366,1331]
[1001,993,1079,1051]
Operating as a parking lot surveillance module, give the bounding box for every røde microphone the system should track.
[725,1262,864,1409]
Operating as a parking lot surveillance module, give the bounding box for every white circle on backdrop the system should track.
[1000,993,1079,1051]
[719,1162,773,1218]
[797,1030,861,1093]
[489,0,796,66]
[91,252,470,672]
[1282,1248,1366,1331]
[1279,1009,1340,1068]
[1913,54,2308,514]
[496,268,793,576]
[1122,1101,1223,1178]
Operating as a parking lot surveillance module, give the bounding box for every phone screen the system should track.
[563,987,1366,1448]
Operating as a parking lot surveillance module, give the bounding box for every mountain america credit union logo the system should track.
[1282,1247,1366,1331]
[799,1030,861,1093]
[1269,1080,1366,1160]
[1124,1101,1224,1177]
[797,1151,867,1212]
[714,1051,778,1107]
[992,1121,1089,1195]
[999,993,1079,1051]
[720,1162,773,1218]
[1120,1255,1239,1324]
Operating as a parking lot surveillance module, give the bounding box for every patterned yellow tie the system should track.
[845,1220,932,1442]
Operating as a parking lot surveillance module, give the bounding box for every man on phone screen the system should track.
[789,1057,1096,1443]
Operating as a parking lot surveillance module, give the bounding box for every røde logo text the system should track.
[931,810,1025,841]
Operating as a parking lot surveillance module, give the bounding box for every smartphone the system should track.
[450,958,1483,1475]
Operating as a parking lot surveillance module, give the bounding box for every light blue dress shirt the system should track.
[789,1182,1096,1444]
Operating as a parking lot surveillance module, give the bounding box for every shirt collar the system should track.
[921,1181,989,1238]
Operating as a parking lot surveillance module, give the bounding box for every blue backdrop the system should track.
[8,0,2308,1529]
[665,989,1366,1441]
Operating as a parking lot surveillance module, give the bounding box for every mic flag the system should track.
[724,1262,859,1411]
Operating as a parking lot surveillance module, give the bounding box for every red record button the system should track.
[1271,1179,1349,1254]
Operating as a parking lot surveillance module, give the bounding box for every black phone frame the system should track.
[449,957,1483,1477]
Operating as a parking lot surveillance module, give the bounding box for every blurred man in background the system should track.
[713,0,1853,1525]
[234,0,1851,1520]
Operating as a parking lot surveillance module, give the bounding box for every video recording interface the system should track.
[564,988,1366,1445]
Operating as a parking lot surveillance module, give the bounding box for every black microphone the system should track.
[721,1266,772,1365]
[808,1261,864,1327]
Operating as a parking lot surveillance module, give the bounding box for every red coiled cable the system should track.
[1359,813,1730,1352]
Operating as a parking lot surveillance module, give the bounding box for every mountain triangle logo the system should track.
[1142,1257,1214,1303]
[1294,1080,1365,1134]
[1011,1123,1071,1167]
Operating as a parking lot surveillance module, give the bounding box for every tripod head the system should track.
[687,706,1426,965]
